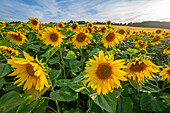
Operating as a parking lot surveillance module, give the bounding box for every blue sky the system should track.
[1,0,170,23]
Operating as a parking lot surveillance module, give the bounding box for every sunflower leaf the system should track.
[0,40,16,46]
[0,63,12,78]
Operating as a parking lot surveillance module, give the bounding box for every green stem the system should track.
[1,32,5,40]
[157,80,167,99]
[47,106,57,113]
[59,48,66,78]
[0,51,7,61]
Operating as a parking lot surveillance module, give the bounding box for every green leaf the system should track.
[0,91,32,113]
[50,86,78,102]
[0,40,15,46]
[91,102,103,113]
[122,85,134,96]
[130,81,142,92]
[49,69,61,81]
[48,56,60,64]
[41,46,58,60]
[28,45,40,53]
[116,97,133,113]
[114,87,124,97]
[0,63,12,78]
[90,92,117,113]
[140,92,167,112]
[140,82,161,93]
[127,48,138,54]
[33,99,49,113]
[160,95,170,106]
[64,51,77,59]
[0,78,6,88]
[16,99,39,113]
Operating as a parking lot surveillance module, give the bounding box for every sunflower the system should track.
[159,66,170,82]
[84,50,127,95]
[124,59,161,84]
[28,17,40,29]
[163,45,170,54]
[87,22,93,28]
[7,51,49,91]
[37,30,43,40]
[1,20,7,28]
[154,29,163,35]
[57,22,65,28]
[164,31,170,37]
[71,22,79,31]
[42,27,63,47]
[117,29,126,41]
[99,26,108,34]
[86,27,94,33]
[6,31,27,46]
[106,20,112,26]
[151,35,164,46]
[101,30,120,48]
[0,46,19,57]
[71,29,92,48]
[135,40,148,49]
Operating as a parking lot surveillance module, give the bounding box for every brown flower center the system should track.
[107,21,111,25]
[167,69,170,75]
[87,28,92,33]
[101,27,107,33]
[12,33,22,41]
[32,20,38,25]
[26,65,35,76]
[167,45,170,50]
[88,23,93,27]
[96,63,112,79]
[118,29,125,35]
[130,61,147,72]
[7,49,12,54]
[156,30,161,34]
[50,33,59,41]
[59,23,63,28]
[152,36,160,42]
[76,33,86,42]
[106,33,115,42]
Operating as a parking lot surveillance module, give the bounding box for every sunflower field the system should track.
[0,18,170,113]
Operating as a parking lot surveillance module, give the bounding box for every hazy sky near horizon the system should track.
[0,0,170,23]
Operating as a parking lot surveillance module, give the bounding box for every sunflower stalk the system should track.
[157,80,167,99]
[0,51,8,61]
[59,48,66,79]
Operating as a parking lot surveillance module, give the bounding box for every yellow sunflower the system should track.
[42,27,63,47]
[71,29,92,48]
[159,66,170,83]
[57,22,65,28]
[135,40,148,49]
[71,22,79,31]
[106,20,112,26]
[1,20,7,28]
[151,35,164,46]
[117,29,126,41]
[0,46,20,57]
[124,59,161,85]
[28,17,40,29]
[163,45,170,54]
[87,22,93,28]
[164,31,170,37]
[99,26,108,34]
[37,30,43,40]
[101,30,120,48]
[154,29,163,35]
[7,51,49,91]
[86,27,94,33]
[6,31,27,46]
[84,50,127,95]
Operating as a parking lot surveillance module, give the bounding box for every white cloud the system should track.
[0,0,170,23]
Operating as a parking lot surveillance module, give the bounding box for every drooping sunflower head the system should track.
[42,27,63,47]
[87,22,93,28]
[154,29,163,35]
[7,51,49,91]
[163,45,170,55]
[101,30,120,48]
[57,22,65,28]
[99,26,108,34]
[159,66,170,83]
[28,17,40,29]
[0,46,20,57]
[124,59,161,85]
[84,50,127,95]
[6,31,27,46]
[151,35,164,46]
[71,29,92,48]
[106,20,112,26]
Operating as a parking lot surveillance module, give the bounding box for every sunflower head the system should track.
[0,46,20,57]
[159,66,170,83]
[6,31,27,46]
[71,29,92,48]
[42,27,63,47]
[71,23,79,31]
[87,27,93,33]
[1,20,8,28]
[135,40,148,49]
[84,50,127,95]
[102,30,120,48]
[28,17,40,29]
[163,45,170,55]
[154,29,163,35]
[125,59,161,84]
[7,51,49,91]
[37,30,43,40]
[57,22,65,28]
[87,22,93,28]
[99,26,108,34]
[151,35,164,46]
[106,20,112,26]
